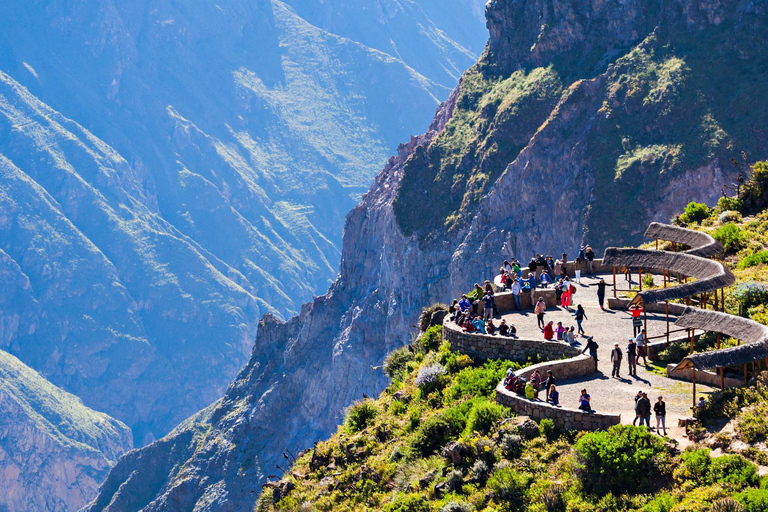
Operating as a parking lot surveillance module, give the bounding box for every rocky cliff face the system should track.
[87,0,768,509]
[0,349,132,512]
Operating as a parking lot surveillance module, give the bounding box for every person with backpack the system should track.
[574,304,588,334]
[632,390,643,426]
[534,297,546,329]
[530,370,542,399]
[582,337,599,371]
[585,246,595,275]
[635,392,652,428]
[610,343,623,378]
[629,304,643,336]
[626,337,637,376]
[654,396,667,435]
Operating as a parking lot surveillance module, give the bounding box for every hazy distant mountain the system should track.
[0,0,487,446]
[0,348,132,511]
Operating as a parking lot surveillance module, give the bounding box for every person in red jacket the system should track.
[543,320,554,340]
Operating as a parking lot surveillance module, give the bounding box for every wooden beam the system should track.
[692,367,697,411]
[639,267,643,291]
[689,329,695,355]
[665,301,670,344]
[613,266,617,298]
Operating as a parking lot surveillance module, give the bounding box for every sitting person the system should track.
[565,326,578,345]
[458,294,471,313]
[471,317,486,334]
[449,299,459,320]
[555,321,566,340]
[543,320,554,340]
[530,370,542,399]
[498,319,510,336]
[462,317,476,333]
[578,389,592,412]
[515,377,526,397]
[547,384,559,406]
[508,322,517,337]
[539,270,551,288]
[503,368,516,390]
[525,380,535,400]
[486,319,497,334]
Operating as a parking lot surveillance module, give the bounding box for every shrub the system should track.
[739,250,768,269]
[710,454,759,490]
[464,400,510,435]
[345,399,378,432]
[736,488,768,512]
[470,459,490,484]
[681,202,712,224]
[499,432,523,459]
[409,413,464,457]
[718,195,744,214]
[445,353,473,373]
[440,502,472,512]
[384,347,415,381]
[733,282,768,310]
[487,466,532,509]
[640,492,678,512]
[539,418,557,440]
[711,498,745,512]
[713,223,745,254]
[657,341,690,363]
[573,425,672,495]
[384,494,432,512]
[541,483,566,512]
[445,359,521,401]
[675,448,712,486]
[643,273,656,289]
[720,210,743,224]
[443,469,464,493]
[736,401,768,443]
[415,363,447,393]
[419,326,443,353]
[390,446,404,462]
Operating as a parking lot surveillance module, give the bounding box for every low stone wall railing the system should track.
[496,355,621,431]
[442,318,579,362]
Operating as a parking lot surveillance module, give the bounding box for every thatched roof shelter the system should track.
[644,222,724,258]
[673,307,768,370]
[602,248,735,304]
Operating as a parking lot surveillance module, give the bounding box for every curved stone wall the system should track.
[442,318,579,362]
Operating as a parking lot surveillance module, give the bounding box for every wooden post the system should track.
[685,276,690,306]
[643,308,648,335]
[692,367,697,411]
[665,301,670,344]
[656,238,659,250]
[720,367,724,390]
[663,269,667,288]
[613,266,617,298]
[689,329,695,355]
[639,267,643,291]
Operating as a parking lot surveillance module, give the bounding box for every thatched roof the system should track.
[601,248,735,304]
[644,222,724,258]
[673,307,768,370]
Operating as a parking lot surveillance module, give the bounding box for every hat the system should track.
[501,319,507,323]
[642,392,648,396]
[628,338,633,341]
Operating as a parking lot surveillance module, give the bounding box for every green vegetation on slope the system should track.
[257,323,768,512]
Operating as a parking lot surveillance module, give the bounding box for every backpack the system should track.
[570,284,576,294]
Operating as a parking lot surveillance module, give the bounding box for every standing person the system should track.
[626,337,637,377]
[542,370,556,401]
[482,292,494,321]
[527,272,537,305]
[586,246,595,275]
[578,389,592,412]
[525,379,535,399]
[629,304,643,336]
[596,278,607,310]
[554,258,562,280]
[543,321,554,340]
[574,304,588,334]
[546,256,555,279]
[540,270,551,288]
[636,392,652,429]
[535,297,546,329]
[547,384,559,406]
[611,343,623,378]
[531,370,542,399]
[511,278,522,310]
[582,337,599,371]
[636,329,648,366]
[632,390,643,426]
[528,257,538,277]
[561,278,571,308]
[654,396,667,436]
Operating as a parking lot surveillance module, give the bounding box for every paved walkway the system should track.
[498,272,717,439]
